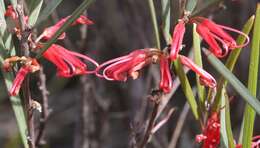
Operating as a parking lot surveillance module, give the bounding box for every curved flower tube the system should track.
[159,55,173,93]
[179,55,216,88]
[43,44,99,77]
[190,17,249,57]
[170,20,186,60]
[96,48,161,81]
[9,58,40,96]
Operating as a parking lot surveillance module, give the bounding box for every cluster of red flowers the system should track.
[1,4,253,148]
[2,5,249,97]
[4,5,98,95]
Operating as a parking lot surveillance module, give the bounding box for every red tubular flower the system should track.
[38,15,93,41]
[9,58,40,96]
[196,112,220,148]
[9,66,31,96]
[170,20,186,60]
[179,55,216,88]
[190,17,249,57]
[4,5,17,20]
[96,48,161,81]
[43,44,98,77]
[159,56,172,93]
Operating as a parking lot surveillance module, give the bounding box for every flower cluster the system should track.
[3,5,97,95]
[2,5,249,97]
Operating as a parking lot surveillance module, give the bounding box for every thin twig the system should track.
[139,91,162,148]
[16,1,35,148]
[168,102,190,148]
[36,67,50,147]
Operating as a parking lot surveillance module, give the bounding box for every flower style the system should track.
[179,55,216,88]
[159,55,173,93]
[43,44,98,77]
[190,17,249,57]
[196,112,220,148]
[170,20,186,61]
[6,57,40,96]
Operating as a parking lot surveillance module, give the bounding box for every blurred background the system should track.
[0,0,259,147]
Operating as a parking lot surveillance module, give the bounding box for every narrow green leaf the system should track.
[173,59,199,119]
[36,0,95,58]
[185,0,197,13]
[0,2,28,148]
[36,0,63,25]
[242,3,260,148]
[2,72,28,148]
[161,0,171,44]
[203,48,260,115]
[193,24,205,104]
[147,0,160,49]
[213,15,255,111]
[28,0,44,26]
[220,89,235,148]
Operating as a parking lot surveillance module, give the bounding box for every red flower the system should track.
[179,55,216,88]
[4,5,17,20]
[96,48,160,81]
[43,44,98,77]
[38,15,93,41]
[159,55,172,93]
[190,17,249,57]
[170,20,186,60]
[196,112,220,148]
[9,58,40,96]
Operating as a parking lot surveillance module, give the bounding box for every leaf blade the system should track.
[202,48,260,115]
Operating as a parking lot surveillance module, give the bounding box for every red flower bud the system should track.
[170,20,186,60]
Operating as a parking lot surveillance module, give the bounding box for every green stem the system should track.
[147,0,161,49]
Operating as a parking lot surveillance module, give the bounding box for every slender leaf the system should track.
[242,3,260,147]
[173,59,199,119]
[220,89,235,148]
[36,0,95,58]
[147,0,160,49]
[193,24,205,104]
[202,48,260,115]
[28,0,44,26]
[36,0,64,25]
[0,1,28,148]
[185,0,197,13]
[161,0,171,44]
[1,71,29,148]
[213,15,255,111]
